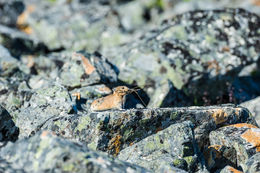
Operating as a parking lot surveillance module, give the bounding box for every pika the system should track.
[90,86,145,111]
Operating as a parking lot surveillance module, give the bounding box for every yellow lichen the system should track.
[211,109,228,124]
[229,123,258,129]
[109,135,122,156]
[241,128,260,152]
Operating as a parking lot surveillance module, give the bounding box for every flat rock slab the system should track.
[40,105,256,155]
[0,131,150,173]
[209,123,260,171]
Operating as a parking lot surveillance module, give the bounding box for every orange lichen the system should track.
[212,109,228,124]
[109,135,122,156]
[221,46,230,52]
[129,142,134,146]
[16,5,35,34]
[241,128,260,152]
[208,145,221,151]
[207,60,220,74]
[229,123,258,129]
[227,166,243,173]
[72,92,81,100]
[81,56,95,75]
[155,127,163,133]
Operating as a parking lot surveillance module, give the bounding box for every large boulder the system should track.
[0,130,150,173]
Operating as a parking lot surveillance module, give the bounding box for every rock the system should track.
[59,51,118,88]
[240,96,260,126]
[0,105,19,143]
[209,123,260,171]
[118,121,198,172]
[245,153,260,173]
[0,24,48,58]
[37,105,255,156]
[0,45,19,77]
[0,130,151,173]
[219,165,243,173]
[0,0,25,27]
[15,82,72,138]
[203,145,237,171]
[0,157,25,173]
[109,8,260,107]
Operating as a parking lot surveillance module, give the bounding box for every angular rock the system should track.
[0,45,19,77]
[118,121,198,172]
[109,8,260,107]
[240,96,260,126]
[209,123,260,171]
[0,105,19,143]
[15,82,72,138]
[59,51,118,88]
[39,105,255,156]
[203,145,237,171]
[0,0,25,27]
[0,131,150,173]
[245,153,260,173]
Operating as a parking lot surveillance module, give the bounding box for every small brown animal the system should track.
[90,86,145,111]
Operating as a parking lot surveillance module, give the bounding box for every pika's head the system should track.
[113,86,131,96]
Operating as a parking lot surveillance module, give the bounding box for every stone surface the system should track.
[0,131,150,173]
[109,8,260,107]
[59,51,118,88]
[203,145,237,172]
[240,96,260,126]
[118,121,198,172]
[245,153,260,173]
[209,123,260,171]
[38,105,255,156]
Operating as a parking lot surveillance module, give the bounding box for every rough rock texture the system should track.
[245,153,260,173]
[118,121,198,172]
[109,8,260,107]
[38,105,255,155]
[240,96,260,126]
[59,51,118,88]
[209,123,260,171]
[203,145,237,172]
[0,131,150,173]
[0,105,19,143]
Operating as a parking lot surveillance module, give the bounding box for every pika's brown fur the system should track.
[90,86,132,111]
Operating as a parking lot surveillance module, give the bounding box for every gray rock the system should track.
[0,0,24,27]
[0,130,151,173]
[59,51,118,88]
[109,8,260,107]
[0,157,25,173]
[118,121,197,172]
[209,123,260,171]
[240,96,260,126]
[0,105,19,143]
[203,145,237,171]
[0,45,19,77]
[245,153,260,173]
[38,105,255,156]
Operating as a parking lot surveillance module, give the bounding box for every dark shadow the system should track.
[0,105,19,142]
